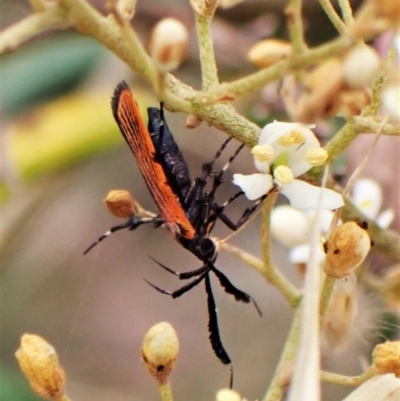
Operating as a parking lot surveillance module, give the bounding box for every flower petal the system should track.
[377,208,395,229]
[280,179,344,211]
[289,243,326,264]
[352,178,382,220]
[232,173,273,200]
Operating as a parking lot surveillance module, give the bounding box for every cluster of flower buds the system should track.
[15,334,66,400]
[279,45,381,123]
[373,341,400,377]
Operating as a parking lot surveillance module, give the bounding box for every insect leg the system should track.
[148,256,208,279]
[204,273,233,386]
[144,270,208,298]
[84,215,164,254]
[208,263,262,316]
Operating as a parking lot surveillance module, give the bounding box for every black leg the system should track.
[209,264,262,316]
[204,274,233,388]
[84,215,163,255]
[148,256,209,279]
[144,270,208,298]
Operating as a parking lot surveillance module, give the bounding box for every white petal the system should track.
[280,180,344,211]
[342,375,400,401]
[289,243,326,264]
[270,205,310,247]
[377,208,395,228]
[352,178,382,219]
[232,173,273,200]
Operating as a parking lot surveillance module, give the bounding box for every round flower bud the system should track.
[271,205,310,247]
[324,222,371,278]
[247,39,292,68]
[382,85,400,123]
[216,388,241,401]
[343,46,380,89]
[373,341,400,377]
[149,18,188,73]
[15,334,66,400]
[141,322,179,384]
[104,189,136,218]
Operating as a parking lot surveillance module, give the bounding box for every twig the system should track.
[318,0,347,34]
[286,0,308,54]
[338,0,354,25]
[321,366,376,386]
[0,10,68,54]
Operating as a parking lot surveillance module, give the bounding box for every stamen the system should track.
[305,148,329,166]
[251,144,274,163]
[274,165,294,185]
[278,130,305,147]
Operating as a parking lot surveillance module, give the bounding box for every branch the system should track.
[0,10,68,54]
[318,0,347,34]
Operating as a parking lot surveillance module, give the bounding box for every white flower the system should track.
[352,178,394,228]
[233,121,344,211]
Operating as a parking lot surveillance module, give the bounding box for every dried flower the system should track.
[321,272,358,352]
[104,189,136,218]
[141,322,179,384]
[216,388,241,401]
[324,222,371,278]
[343,46,381,89]
[15,334,66,400]
[149,18,188,73]
[248,39,292,68]
[373,342,400,377]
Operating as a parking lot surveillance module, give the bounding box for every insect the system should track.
[85,81,264,384]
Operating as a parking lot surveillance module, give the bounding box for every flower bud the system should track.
[115,0,137,21]
[15,334,66,400]
[382,85,400,123]
[104,189,136,218]
[343,46,380,89]
[324,222,371,278]
[270,205,310,247]
[248,39,292,68]
[141,322,179,384]
[216,388,241,401]
[373,341,400,377]
[185,114,202,129]
[149,18,188,73]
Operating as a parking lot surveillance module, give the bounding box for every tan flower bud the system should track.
[104,189,136,218]
[305,148,328,166]
[149,18,188,73]
[370,0,400,25]
[15,334,66,400]
[216,388,241,401]
[343,46,381,89]
[373,341,400,377]
[115,0,137,21]
[248,39,292,68]
[337,88,371,117]
[324,222,371,278]
[141,322,179,384]
[185,114,202,129]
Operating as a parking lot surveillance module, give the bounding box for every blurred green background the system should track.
[0,1,376,401]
